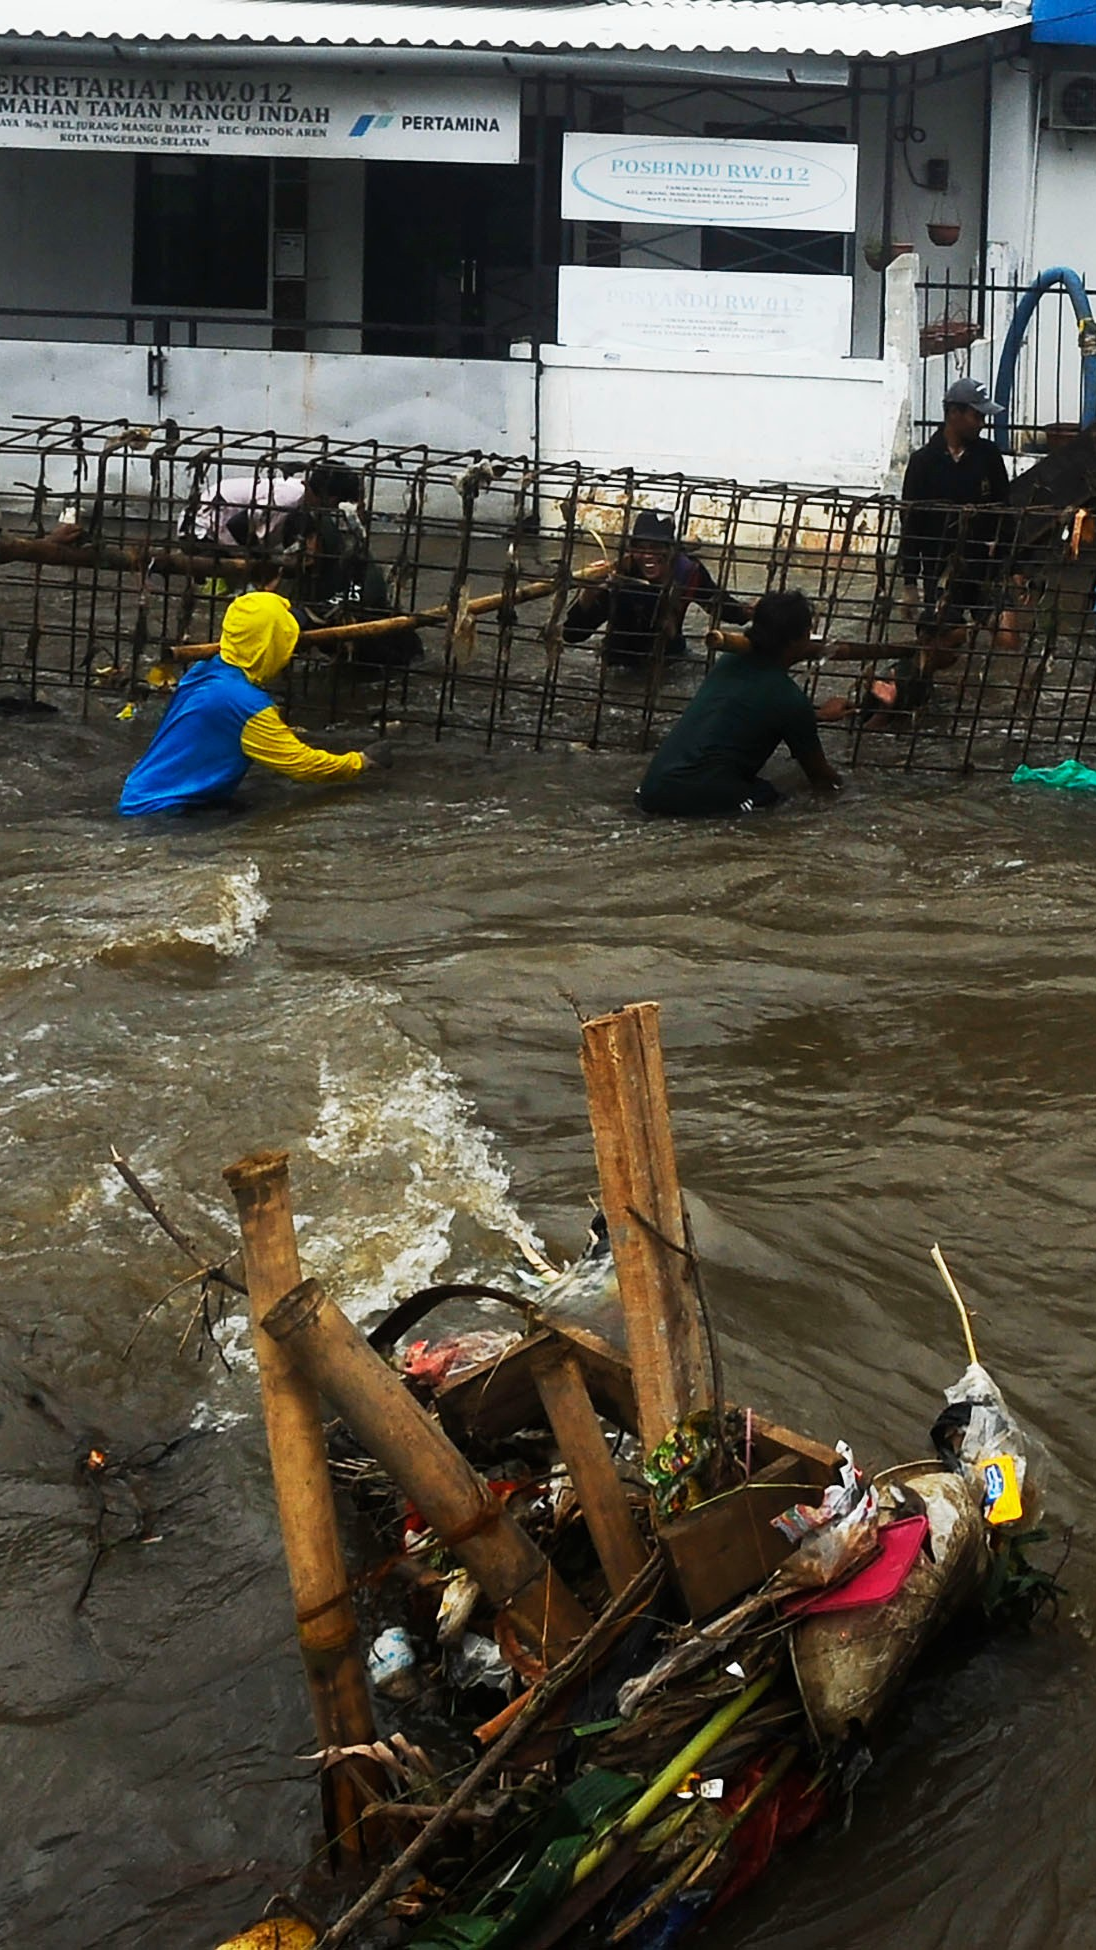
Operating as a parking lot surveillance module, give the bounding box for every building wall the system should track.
[540,256,916,492]
[1031,47,1096,283]
[0,288,917,499]
[851,60,987,359]
[987,47,1096,437]
[0,340,537,504]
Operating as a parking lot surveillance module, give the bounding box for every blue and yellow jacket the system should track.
[118,592,364,816]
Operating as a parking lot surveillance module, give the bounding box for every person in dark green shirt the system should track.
[637,590,842,817]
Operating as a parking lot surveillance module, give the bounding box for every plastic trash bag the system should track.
[930,1361,1049,1527]
[446,1631,512,1692]
[437,1567,481,1645]
[368,1626,419,1699]
[644,1411,719,1519]
[535,1213,626,1352]
[772,1440,880,1594]
[402,1329,520,1389]
[1012,759,1096,792]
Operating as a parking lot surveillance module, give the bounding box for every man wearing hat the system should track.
[899,375,1010,633]
[563,510,746,669]
[860,376,1012,723]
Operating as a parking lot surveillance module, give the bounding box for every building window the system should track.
[132,157,270,310]
[702,121,848,277]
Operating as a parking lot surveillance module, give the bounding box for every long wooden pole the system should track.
[222,1151,384,1865]
[532,1346,649,1598]
[0,532,233,579]
[579,1003,713,1460]
[263,1277,591,1663]
[173,558,612,659]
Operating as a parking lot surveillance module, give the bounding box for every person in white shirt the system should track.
[185,470,306,549]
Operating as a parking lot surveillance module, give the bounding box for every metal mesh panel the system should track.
[0,415,1093,774]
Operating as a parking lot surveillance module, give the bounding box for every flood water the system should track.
[2,691,1094,1949]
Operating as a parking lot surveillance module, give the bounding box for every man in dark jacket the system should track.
[900,375,1010,630]
[289,463,424,674]
[861,377,1011,723]
[563,510,745,669]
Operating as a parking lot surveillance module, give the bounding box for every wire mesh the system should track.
[1,414,1095,775]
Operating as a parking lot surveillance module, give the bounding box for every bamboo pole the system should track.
[930,1242,980,1366]
[173,558,612,659]
[580,1003,713,1459]
[0,531,234,580]
[222,1151,384,1865]
[704,627,751,653]
[263,1277,591,1662]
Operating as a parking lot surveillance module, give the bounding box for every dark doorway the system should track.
[361,142,560,358]
[132,157,270,310]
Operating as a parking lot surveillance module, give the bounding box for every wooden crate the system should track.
[658,1435,840,1623]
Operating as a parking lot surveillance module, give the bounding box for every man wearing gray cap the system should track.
[861,376,1012,723]
[899,375,1010,632]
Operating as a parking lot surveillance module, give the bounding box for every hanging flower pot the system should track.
[919,316,979,357]
[927,220,962,248]
[1044,421,1080,450]
[863,240,915,273]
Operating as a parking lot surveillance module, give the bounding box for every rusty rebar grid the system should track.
[1,416,1095,774]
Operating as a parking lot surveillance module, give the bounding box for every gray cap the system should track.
[944,375,1004,414]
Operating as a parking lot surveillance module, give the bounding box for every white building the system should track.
[1,0,1094,488]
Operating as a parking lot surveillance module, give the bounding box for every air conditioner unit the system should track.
[1047,74,1096,131]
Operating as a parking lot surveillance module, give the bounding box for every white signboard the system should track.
[0,69,520,161]
[562,134,858,232]
[557,266,853,360]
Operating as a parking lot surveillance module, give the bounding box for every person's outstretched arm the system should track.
[562,584,610,644]
[240,706,372,783]
[798,743,843,793]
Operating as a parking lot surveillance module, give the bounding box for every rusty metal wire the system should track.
[1,415,1095,773]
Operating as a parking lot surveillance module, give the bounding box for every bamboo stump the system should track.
[222,1150,384,1867]
[579,1003,714,1459]
[264,1278,591,1664]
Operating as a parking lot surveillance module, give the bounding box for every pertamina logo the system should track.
[349,112,395,137]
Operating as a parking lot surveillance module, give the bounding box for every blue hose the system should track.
[990,266,1096,453]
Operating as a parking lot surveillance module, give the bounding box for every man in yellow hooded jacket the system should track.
[118,572,386,816]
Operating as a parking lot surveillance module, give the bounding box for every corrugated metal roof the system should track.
[0,0,1032,61]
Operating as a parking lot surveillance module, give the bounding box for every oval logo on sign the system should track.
[568,139,853,228]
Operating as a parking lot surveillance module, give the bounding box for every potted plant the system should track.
[919,314,980,357]
[927,219,962,247]
[1043,421,1080,450]
[863,238,915,272]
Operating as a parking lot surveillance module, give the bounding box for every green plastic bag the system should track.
[1012,759,1096,791]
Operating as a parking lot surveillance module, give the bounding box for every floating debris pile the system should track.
[112,1000,1057,1949]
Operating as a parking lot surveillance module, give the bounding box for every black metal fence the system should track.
[915,269,1095,454]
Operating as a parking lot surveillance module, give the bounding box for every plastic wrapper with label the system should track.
[930,1361,1049,1528]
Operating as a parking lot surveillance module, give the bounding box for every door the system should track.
[361,156,554,358]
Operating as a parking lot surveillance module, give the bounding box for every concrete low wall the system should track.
[0,263,916,506]
[538,343,905,491]
[0,341,537,507]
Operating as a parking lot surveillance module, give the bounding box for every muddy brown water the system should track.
[2,687,1094,1949]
